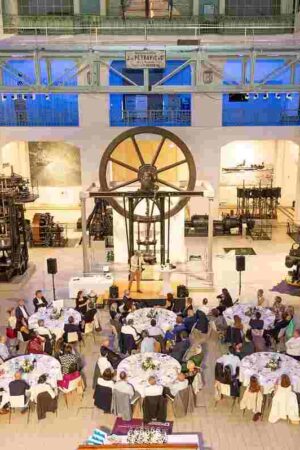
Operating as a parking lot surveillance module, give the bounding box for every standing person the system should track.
[33,290,48,312]
[168,0,173,20]
[6,308,18,355]
[75,290,88,315]
[128,251,144,293]
[15,299,30,341]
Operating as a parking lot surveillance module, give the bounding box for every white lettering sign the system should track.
[125,50,166,69]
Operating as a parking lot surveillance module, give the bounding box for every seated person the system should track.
[64,316,82,341]
[33,290,48,312]
[97,347,113,375]
[144,376,163,397]
[36,319,52,339]
[209,308,228,334]
[269,374,299,424]
[238,329,255,359]
[30,374,57,403]
[272,296,283,315]
[59,344,80,375]
[240,375,263,422]
[97,368,115,389]
[9,372,30,402]
[182,341,203,368]
[170,331,190,363]
[75,290,88,316]
[0,336,10,361]
[148,319,164,338]
[184,309,197,333]
[264,312,290,343]
[94,368,115,413]
[140,331,156,353]
[181,360,198,384]
[225,315,243,345]
[165,316,186,342]
[27,332,45,354]
[285,329,300,360]
[198,298,209,316]
[257,289,268,307]
[121,319,140,342]
[249,311,264,330]
[100,338,122,369]
[194,310,209,334]
[169,372,188,397]
[216,346,240,377]
[165,293,175,311]
[217,288,233,313]
[115,371,135,399]
[182,298,193,318]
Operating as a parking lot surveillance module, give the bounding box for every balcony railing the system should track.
[1,14,295,37]
[110,109,191,126]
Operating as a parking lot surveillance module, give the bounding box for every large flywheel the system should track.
[99,127,196,223]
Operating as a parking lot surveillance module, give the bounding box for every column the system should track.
[281,0,294,14]
[99,0,107,17]
[73,0,81,14]
[3,0,18,15]
[193,0,200,16]
[207,197,214,284]
[294,148,300,225]
[80,191,90,274]
[0,0,3,35]
[219,0,226,15]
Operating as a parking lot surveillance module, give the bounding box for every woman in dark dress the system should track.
[217,288,233,313]
[75,290,88,315]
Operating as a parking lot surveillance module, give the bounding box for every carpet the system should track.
[224,247,256,256]
[112,418,173,435]
[270,280,300,297]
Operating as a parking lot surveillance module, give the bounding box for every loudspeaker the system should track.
[109,284,119,299]
[47,258,57,275]
[236,255,245,272]
[177,285,189,298]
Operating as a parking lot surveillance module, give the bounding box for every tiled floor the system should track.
[1,226,300,449]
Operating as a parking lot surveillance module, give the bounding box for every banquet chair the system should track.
[17,331,29,354]
[82,320,96,345]
[8,395,31,424]
[35,392,58,420]
[58,375,84,409]
[66,331,83,351]
[214,381,239,412]
[93,384,113,413]
[120,333,137,355]
[167,386,195,418]
[142,395,167,424]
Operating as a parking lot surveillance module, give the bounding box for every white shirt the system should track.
[19,306,29,320]
[130,255,144,272]
[144,384,163,397]
[30,384,56,403]
[286,337,300,356]
[121,325,139,341]
[198,305,209,315]
[148,326,164,337]
[97,356,113,375]
[217,354,240,376]
[114,380,135,398]
[8,316,17,329]
[97,378,115,389]
[170,379,188,397]
[141,337,155,353]
[36,326,52,338]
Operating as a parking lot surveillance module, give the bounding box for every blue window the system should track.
[109,60,191,127]
[223,59,300,126]
[0,59,79,127]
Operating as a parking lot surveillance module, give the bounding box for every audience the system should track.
[217,288,233,312]
[182,298,193,317]
[170,331,190,362]
[144,376,163,396]
[184,309,197,333]
[240,375,263,422]
[59,344,80,375]
[269,375,299,424]
[249,311,264,330]
[97,347,113,375]
[64,316,82,341]
[257,289,268,307]
[194,309,209,334]
[140,331,156,353]
[121,319,139,342]
[33,290,48,312]
[75,290,88,315]
[148,319,164,338]
[115,371,135,399]
[100,338,122,369]
[169,372,189,397]
[166,293,175,311]
[285,329,300,360]
[27,332,45,355]
[9,372,30,404]
[16,299,30,340]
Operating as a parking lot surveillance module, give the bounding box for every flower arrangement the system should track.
[265,356,281,371]
[142,357,159,371]
[127,428,167,445]
[146,309,158,320]
[50,308,61,320]
[20,358,34,374]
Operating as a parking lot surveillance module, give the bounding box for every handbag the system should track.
[6,327,17,339]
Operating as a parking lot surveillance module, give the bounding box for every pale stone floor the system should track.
[1,225,300,450]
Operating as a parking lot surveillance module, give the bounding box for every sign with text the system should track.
[125,50,166,69]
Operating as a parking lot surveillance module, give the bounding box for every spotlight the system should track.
[263,93,269,100]
[11,94,18,101]
[31,94,36,100]
[253,93,259,100]
[275,93,281,100]
[45,94,50,101]
[22,94,28,100]
[286,93,293,100]
[1,94,7,102]
[244,93,250,100]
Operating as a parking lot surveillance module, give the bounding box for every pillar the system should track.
[281,0,294,14]
[207,198,214,284]
[0,0,3,35]
[219,0,225,15]
[3,0,18,15]
[80,191,90,274]
[193,0,200,16]
[73,0,81,15]
[294,148,300,225]
[100,0,107,17]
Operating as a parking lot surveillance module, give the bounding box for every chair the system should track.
[58,374,84,408]
[142,395,167,424]
[93,384,113,413]
[36,392,58,420]
[8,395,31,424]
[168,386,195,418]
[120,333,137,355]
[112,390,133,421]
[214,381,239,412]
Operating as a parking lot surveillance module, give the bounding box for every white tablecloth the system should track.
[223,304,275,330]
[117,352,181,397]
[0,354,62,395]
[28,307,81,339]
[68,275,113,298]
[106,434,199,447]
[240,352,300,394]
[127,308,177,334]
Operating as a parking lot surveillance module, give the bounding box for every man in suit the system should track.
[33,290,48,312]
[184,309,197,333]
[170,331,190,363]
[63,316,82,341]
[15,299,30,327]
[100,338,122,369]
[9,372,30,403]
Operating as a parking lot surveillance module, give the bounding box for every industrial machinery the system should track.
[285,243,300,285]
[0,169,38,280]
[31,213,67,247]
[86,198,113,243]
[185,214,255,237]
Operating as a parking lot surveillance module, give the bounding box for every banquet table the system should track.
[223,304,275,330]
[0,354,62,400]
[68,275,113,298]
[126,308,177,334]
[117,352,181,397]
[240,352,300,394]
[28,307,81,339]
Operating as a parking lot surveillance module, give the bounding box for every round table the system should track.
[28,307,81,339]
[117,352,181,397]
[0,354,62,399]
[240,352,300,394]
[126,307,177,334]
[223,304,275,330]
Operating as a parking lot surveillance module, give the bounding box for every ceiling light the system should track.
[275,93,281,99]
[263,93,269,100]
[286,93,292,100]
[253,93,259,100]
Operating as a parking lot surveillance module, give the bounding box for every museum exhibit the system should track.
[2,1,300,449]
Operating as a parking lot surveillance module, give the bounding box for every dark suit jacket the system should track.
[15,305,30,325]
[184,315,196,333]
[33,296,48,312]
[84,308,97,323]
[9,380,30,399]
[170,339,190,362]
[64,323,82,340]
[249,318,264,330]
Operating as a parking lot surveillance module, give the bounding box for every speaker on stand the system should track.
[236,255,245,296]
[47,258,57,301]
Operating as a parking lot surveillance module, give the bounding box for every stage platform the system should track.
[103,279,179,300]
